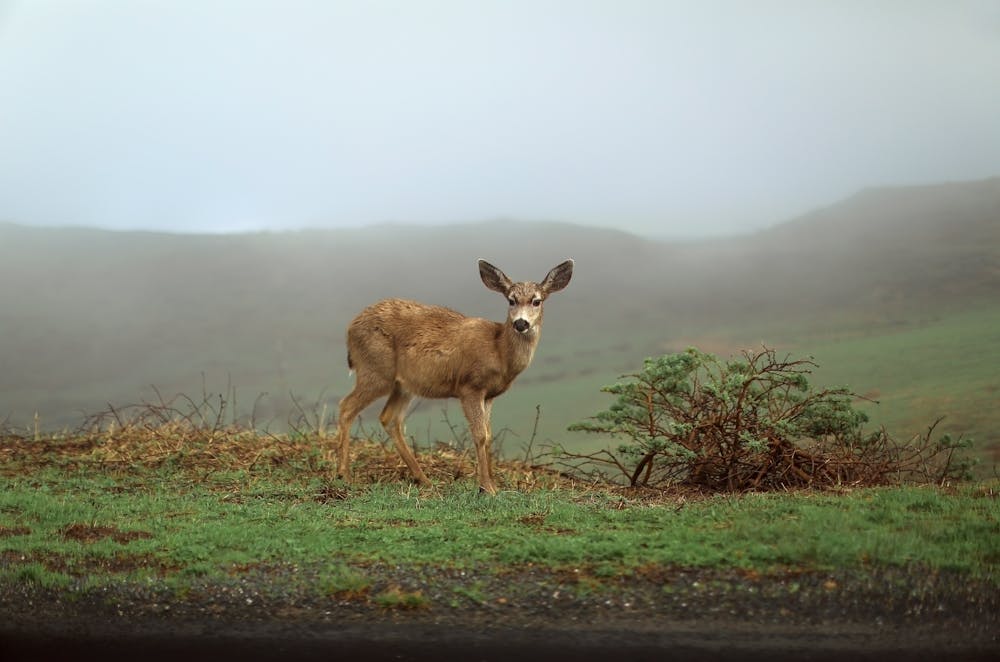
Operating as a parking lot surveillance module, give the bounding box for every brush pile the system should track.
[558,347,976,491]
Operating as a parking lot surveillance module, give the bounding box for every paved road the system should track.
[4,619,997,662]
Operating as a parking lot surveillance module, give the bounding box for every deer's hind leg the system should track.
[380,384,431,486]
[335,370,393,481]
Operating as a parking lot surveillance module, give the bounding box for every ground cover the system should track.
[1,431,997,659]
[1,433,997,592]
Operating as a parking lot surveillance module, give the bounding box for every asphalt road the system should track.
[3,615,998,662]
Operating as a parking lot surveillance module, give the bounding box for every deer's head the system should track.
[478,259,574,336]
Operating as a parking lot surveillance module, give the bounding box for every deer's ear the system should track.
[479,260,513,294]
[541,259,573,294]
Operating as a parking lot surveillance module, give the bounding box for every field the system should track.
[5,452,997,583]
[1,431,998,659]
[803,308,1000,457]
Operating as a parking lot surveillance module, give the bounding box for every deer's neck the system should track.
[500,322,541,378]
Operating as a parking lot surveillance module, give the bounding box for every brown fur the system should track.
[334,259,573,494]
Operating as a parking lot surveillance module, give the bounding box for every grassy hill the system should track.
[1,177,998,469]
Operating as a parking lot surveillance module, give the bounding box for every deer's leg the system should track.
[460,392,498,494]
[335,372,391,481]
[380,384,431,487]
[484,398,495,476]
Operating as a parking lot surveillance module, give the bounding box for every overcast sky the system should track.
[1,1,999,238]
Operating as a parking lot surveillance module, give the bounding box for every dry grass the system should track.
[7,390,939,500]
[0,425,708,508]
[0,401,586,494]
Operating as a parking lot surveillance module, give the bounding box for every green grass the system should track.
[803,307,1000,457]
[2,465,997,593]
[316,563,372,597]
[374,586,430,610]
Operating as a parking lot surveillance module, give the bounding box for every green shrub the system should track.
[564,347,974,491]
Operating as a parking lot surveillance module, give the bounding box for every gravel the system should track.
[1,563,997,661]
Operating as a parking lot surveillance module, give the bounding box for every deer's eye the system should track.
[532,299,542,307]
[508,298,516,307]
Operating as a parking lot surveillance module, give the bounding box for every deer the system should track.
[333,259,574,494]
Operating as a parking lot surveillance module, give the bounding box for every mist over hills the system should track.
[1,178,998,441]
[661,177,1000,330]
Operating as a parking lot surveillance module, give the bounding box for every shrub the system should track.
[561,347,974,491]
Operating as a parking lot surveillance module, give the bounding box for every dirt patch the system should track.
[60,524,152,545]
[54,552,165,575]
[3,549,170,576]
[518,513,547,527]
[517,513,575,535]
[0,526,31,538]
[313,483,351,503]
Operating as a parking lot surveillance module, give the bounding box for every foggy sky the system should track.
[1,1,999,238]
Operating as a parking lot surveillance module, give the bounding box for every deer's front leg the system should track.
[484,398,495,476]
[460,393,498,494]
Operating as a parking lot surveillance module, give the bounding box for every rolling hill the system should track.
[1,177,998,466]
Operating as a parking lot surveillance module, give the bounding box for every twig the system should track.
[522,404,543,464]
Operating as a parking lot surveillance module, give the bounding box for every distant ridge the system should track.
[657,177,1000,320]
[759,176,1000,241]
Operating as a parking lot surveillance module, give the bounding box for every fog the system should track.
[2,178,998,449]
[1,1,999,238]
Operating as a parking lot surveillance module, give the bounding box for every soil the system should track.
[1,563,996,662]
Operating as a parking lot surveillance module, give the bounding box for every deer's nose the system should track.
[513,318,530,333]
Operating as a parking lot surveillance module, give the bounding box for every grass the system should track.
[0,418,997,627]
[316,563,372,597]
[1,441,997,599]
[804,307,1000,456]
[374,586,430,610]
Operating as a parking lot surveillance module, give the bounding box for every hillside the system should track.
[1,178,998,463]
[653,177,1000,337]
[0,221,661,428]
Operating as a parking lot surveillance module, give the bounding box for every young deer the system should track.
[334,259,573,494]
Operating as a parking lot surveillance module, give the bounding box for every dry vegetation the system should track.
[0,370,976,497]
[0,392,582,495]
